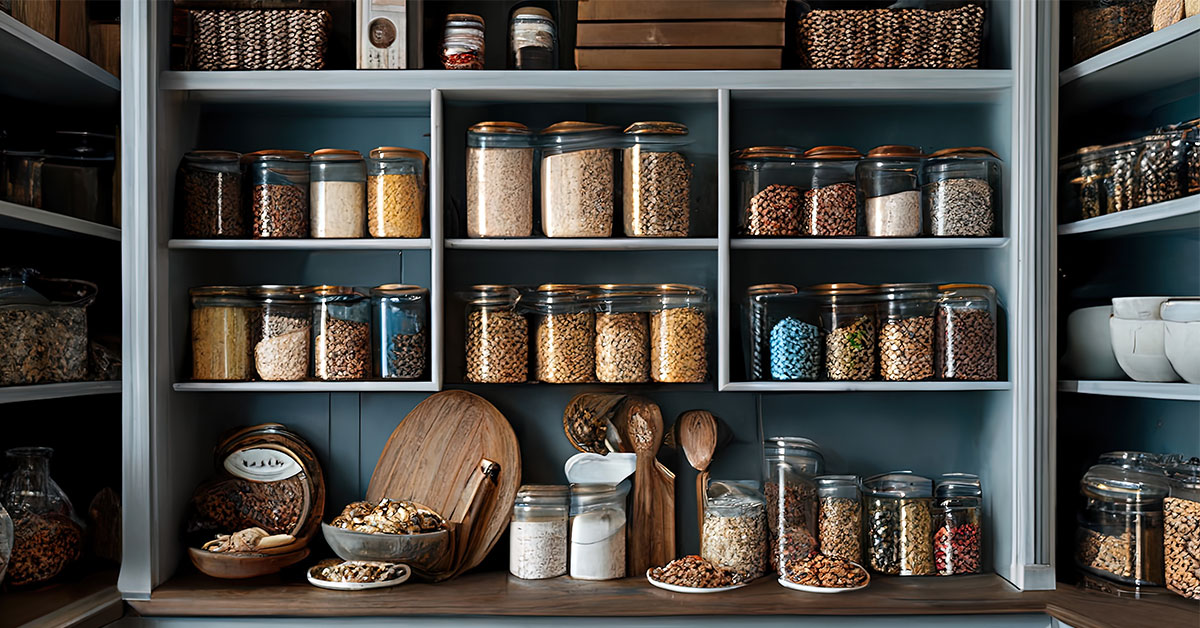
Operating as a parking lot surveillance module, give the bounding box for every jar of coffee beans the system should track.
[733,146,805,236]
[244,150,310,238]
[190,286,257,381]
[370,284,427,380]
[310,286,370,381]
[864,472,935,576]
[922,147,1000,237]
[816,283,877,381]
[467,122,534,238]
[744,283,798,381]
[310,149,366,238]
[816,474,862,564]
[525,284,595,384]
[800,146,862,236]
[367,147,426,238]
[760,289,823,382]
[934,473,983,576]
[463,285,528,383]
[935,284,998,381]
[588,284,654,384]
[1165,458,1200,600]
[762,437,824,578]
[649,284,708,383]
[622,121,692,237]
[177,150,244,238]
[878,283,938,382]
[251,285,312,382]
[857,145,923,237]
[1074,464,1167,588]
[539,121,619,238]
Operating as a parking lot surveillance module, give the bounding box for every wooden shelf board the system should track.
[0,567,122,628]
[1060,16,1200,109]
[0,11,119,108]
[1058,380,1200,402]
[168,238,432,250]
[0,200,121,241]
[174,381,439,392]
[731,237,1009,250]
[446,238,718,251]
[1057,196,1200,238]
[723,381,1011,392]
[0,381,121,404]
[1044,582,1200,628]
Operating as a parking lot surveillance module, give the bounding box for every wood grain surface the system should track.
[188,547,310,580]
[620,397,674,574]
[577,0,787,21]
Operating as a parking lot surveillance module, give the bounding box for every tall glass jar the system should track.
[878,283,938,382]
[622,121,692,237]
[442,14,485,69]
[540,122,619,238]
[935,284,998,381]
[467,122,534,238]
[463,285,528,383]
[177,150,245,238]
[817,474,862,564]
[243,150,309,238]
[250,285,311,382]
[190,286,257,381]
[1138,130,1186,207]
[1,447,82,586]
[569,481,630,580]
[649,284,708,383]
[524,285,594,384]
[922,147,1000,237]
[701,480,767,582]
[510,484,569,580]
[744,283,799,381]
[367,147,426,238]
[762,290,823,382]
[1181,119,1200,194]
[864,472,935,576]
[801,146,861,236]
[589,284,653,383]
[857,145,922,237]
[371,284,428,380]
[1077,145,1111,220]
[310,286,370,381]
[1106,141,1140,213]
[733,146,805,236]
[763,437,824,577]
[934,473,983,575]
[510,7,557,70]
[1075,464,1168,588]
[310,149,366,238]
[1165,458,1200,600]
[816,284,877,381]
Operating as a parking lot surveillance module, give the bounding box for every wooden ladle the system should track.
[678,410,719,533]
[622,397,674,575]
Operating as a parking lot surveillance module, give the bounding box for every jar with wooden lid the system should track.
[622,121,692,237]
[815,283,876,381]
[243,150,310,238]
[935,284,997,381]
[371,284,427,380]
[250,285,312,382]
[310,149,366,238]
[540,122,619,238]
[649,284,708,383]
[864,472,935,576]
[744,284,798,381]
[467,122,534,238]
[801,146,861,236]
[934,473,983,575]
[733,146,805,236]
[509,484,569,580]
[310,286,370,381]
[877,283,938,382]
[190,286,257,381]
[177,150,244,238]
[442,14,485,69]
[588,284,653,383]
[759,289,823,382]
[922,147,1000,236]
[857,145,922,237]
[510,7,557,70]
[367,147,426,238]
[462,285,528,383]
[524,284,595,384]
[1165,458,1200,599]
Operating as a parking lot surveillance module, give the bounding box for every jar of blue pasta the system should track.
[759,290,823,381]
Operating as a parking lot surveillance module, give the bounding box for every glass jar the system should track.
[588,285,653,384]
[1106,141,1140,213]
[1181,120,1200,195]
[934,473,983,576]
[858,145,923,237]
[367,147,426,238]
[1,447,82,586]
[649,284,708,383]
[510,484,569,580]
[1075,464,1168,588]
[177,150,245,238]
[922,147,1000,237]
[701,480,767,581]
[310,149,366,238]
[510,7,557,70]
[467,122,534,238]
[1138,131,1186,207]
[817,474,862,564]
[43,130,116,224]
[463,285,528,383]
[371,284,428,380]
[622,121,692,237]
[733,146,805,236]
[525,285,594,384]
[816,284,877,381]
[540,122,619,238]
[442,14,485,70]
[864,472,935,576]
[0,502,10,584]
[1071,0,1153,64]
[1077,146,1111,220]
[763,437,824,577]
[190,286,257,381]
[801,146,861,237]
[878,283,938,382]
[569,481,630,580]
[1165,458,1200,600]
[935,284,998,381]
[310,286,370,381]
[250,285,311,382]
[744,283,799,381]
[0,269,96,386]
[243,150,310,238]
[1098,451,1167,475]
[762,290,823,382]
[1,149,44,208]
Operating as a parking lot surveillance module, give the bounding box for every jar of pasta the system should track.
[649,284,708,383]
[367,147,426,238]
[190,286,257,381]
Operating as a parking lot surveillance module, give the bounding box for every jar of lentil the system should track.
[540,122,619,238]
[816,474,862,564]
[800,146,861,236]
[524,285,594,384]
[588,284,653,384]
[370,284,427,380]
[1137,130,1186,207]
[733,146,805,236]
[462,285,528,383]
[649,284,708,383]
[467,122,534,238]
[1075,464,1168,588]
[744,283,799,381]
[442,14,485,70]
[816,283,877,381]
[934,473,983,576]
[922,147,1000,237]
[509,484,569,580]
[857,145,922,237]
[510,6,557,70]
[1105,141,1140,213]
[569,481,630,580]
[244,150,309,238]
[935,284,998,381]
[1164,458,1200,600]
[250,285,311,382]
[864,472,935,576]
[190,286,257,381]
[622,121,692,237]
[177,150,244,238]
[761,290,823,382]
[701,480,767,582]
[310,286,370,381]
[763,437,824,577]
[877,283,938,382]
[367,147,426,238]
[310,149,365,238]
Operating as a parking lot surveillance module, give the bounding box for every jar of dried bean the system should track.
[622,121,692,237]
[817,474,862,564]
[588,284,653,383]
[244,150,310,238]
[733,146,805,236]
[864,472,935,576]
[510,6,557,70]
[569,481,630,580]
[763,437,824,577]
[177,150,244,238]
[0,447,82,586]
[922,147,1000,237]
[1075,464,1168,589]
[878,283,938,382]
[367,146,426,238]
[462,285,528,383]
[857,145,923,237]
[524,284,595,384]
[649,284,708,383]
[0,502,10,584]
[800,146,861,237]
[935,284,998,381]
[467,122,534,238]
[744,283,799,381]
[190,286,257,381]
[540,121,619,238]
[761,290,823,382]
[310,149,366,238]
[250,285,312,382]
[370,284,427,380]
[510,484,569,580]
[701,480,767,581]
[1137,130,1186,208]
[1105,141,1140,213]
[934,473,983,576]
[310,286,370,381]
[442,14,485,70]
[1179,119,1200,195]
[815,283,877,381]
[1165,458,1200,600]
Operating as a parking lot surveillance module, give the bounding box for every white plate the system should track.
[307,562,411,591]
[777,569,870,594]
[645,569,748,594]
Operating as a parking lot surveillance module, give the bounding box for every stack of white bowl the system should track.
[1109,297,1200,383]
[1161,298,1200,384]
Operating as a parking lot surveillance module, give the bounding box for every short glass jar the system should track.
[1075,464,1168,588]
[1137,130,1186,207]
[744,283,799,381]
[857,145,922,237]
[864,472,935,576]
[462,285,528,383]
[935,283,998,381]
[922,147,1000,237]
[509,484,569,580]
[877,283,938,382]
[510,7,557,70]
[310,149,366,238]
[250,285,312,382]
[733,146,805,236]
[622,121,692,237]
[649,284,708,383]
[1165,458,1200,600]
[569,481,630,580]
[816,283,877,381]
[243,150,310,238]
[525,284,595,384]
[370,284,427,380]
[190,286,257,381]
[816,474,862,564]
[310,286,370,381]
[763,436,824,577]
[800,145,862,236]
[367,147,426,238]
[934,473,983,576]
[177,150,245,238]
[540,121,619,238]
[442,14,485,70]
[701,480,767,582]
[588,284,653,384]
[467,122,534,238]
[762,290,823,382]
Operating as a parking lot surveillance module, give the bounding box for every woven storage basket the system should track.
[187,9,332,70]
[797,4,984,69]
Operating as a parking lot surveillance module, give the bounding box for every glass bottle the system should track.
[649,284,708,383]
[310,286,370,381]
[190,286,257,381]
[569,481,630,580]
[816,474,862,564]
[864,472,935,576]
[510,7,557,70]
[1075,464,1168,589]
[857,145,923,237]
[310,148,366,238]
[243,150,310,238]
[921,147,1001,237]
[540,121,619,238]
[733,146,805,236]
[370,284,428,380]
[462,285,528,383]
[509,484,569,580]
[935,283,998,381]
[177,150,245,238]
[367,146,427,238]
[442,14,485,70]
[1165,458,1200,600]
[250,285,312,382]
[1,447,83,586]
[801,145,862,236]
[525,284,594,384]
[934,473,983,575]
[466,122,534,238]
[763,437,824,577]
[622,121,692,237]
[878,283,938,382]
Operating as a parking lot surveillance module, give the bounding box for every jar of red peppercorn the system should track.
[934,473,983,575]
[442,14,485,70]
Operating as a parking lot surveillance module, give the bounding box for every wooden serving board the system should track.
[367,391,520,576]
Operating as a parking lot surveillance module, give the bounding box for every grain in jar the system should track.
[367,147,426,238]
[509,485,569,580]
[864,472,935,576]
[934,473,983,576]
[370,284,427,380]
[462,285,528,383]
[244,150,310,238]
[857,145,922,237]
[649,284,708,383]
[878,283,937,382]
[540,122,618,238]
[310,149,366,238]
[525,285,594,384]
[1137,131,1186,207]
[588,285,652,383]
[311,286,370,381]
[1165,459,1200,599]
[701,481,767,581]
[177,150,244,238]
[466,122,533,237]
[1074,464,1167,588]
[733,146,805,236]
[936,284,998,381]
[816,284,877,381]
[622,121,692,237]
[801,146,861,236]
[190,286,257,381]
[763,437,824,577]
[817,475,862,564]
[922,147,1000,237]
[250,285,311,382]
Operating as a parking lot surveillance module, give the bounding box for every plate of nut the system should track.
[777,554,870,593]
[307,559,411,591]
[646,555,748,594]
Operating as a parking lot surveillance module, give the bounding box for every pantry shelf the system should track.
[173,381,440,393]
[1059,15,1200,108]
[168,238,433,250]
[1058,380,1200,402]
[730,237,1010,250]
[0,200,121,241]
[445,238,718,251]
[0,11,119,108]
[0,381,121,405]
[722,381,1012,393]
[0,567,121,628]
[1057,196,1200,238]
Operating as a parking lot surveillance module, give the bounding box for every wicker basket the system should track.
[797,4,985,70]
[187,9,332,70]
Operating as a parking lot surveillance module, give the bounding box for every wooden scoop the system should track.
[448,458,500,577]
[622,397,674,575]
[678,410,719,534]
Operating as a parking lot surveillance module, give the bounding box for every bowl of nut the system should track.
[307,559,411,591]
[321,499,452,579]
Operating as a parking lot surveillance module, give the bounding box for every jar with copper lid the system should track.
[367,147,426,238]
[815,283,876,381]
[250,285,312,382]
[733,146,805,236]
[744,283,798,381]
[540,122,619,238]
[462,285,528,383]
[190,286,257,381]
[922,147,1000,236]
[442,14,485,70]
[877,283,938,382]
[467,122,534,237]
[524,284,595,384]
[244,150,310,238]
[588,284,653,383]
[371,284,428,380]
[510,6,557,70]
[649,284,708,383]
[310,149,366,238]
[857,145,922,237]
[801,146,861,236]
[310,286,370,381]
[622,121,692,237]
[935,284,998,381]
[177,150,244,238]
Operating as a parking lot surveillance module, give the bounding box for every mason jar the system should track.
[800,146,862,236]
[190,286,257,381]
[177,150,245,238]
[370,284,427,380]
[701,480,767,582]
[733,146,805,236]
[649,284,708,383]
[509,484,569,580]
[467,122,534,238]
[1076,145,1111,220]
[763,436,824,577]
[442,13,485,69]
[935,284,998,381]
[510,6,557,70]
[525,284,594,384]
[1075,464,1168,588]
[878,283,938,382]
[540,121,619,238]
[310,149,366,238]
[857,145,923,237]
[934,473,983,576]
[462,285,528,383]
[243,150,310,238]
[864,472,935,576]
[367,147,426,238]
[761,290,823,382]
[1165,458,1200,600]
[922,147,1001,236]
[310,286,370,381]
[817,474,862,564]
[816,283,877,381]
[622,121,692,237]
[569,481,630,580]
[250,285,312,382]
[588,284,653,384]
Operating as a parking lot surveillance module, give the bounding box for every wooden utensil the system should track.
[188,547,309,580]
[563,393,627,453]
[678,410,719,533]
[621,397,675,575]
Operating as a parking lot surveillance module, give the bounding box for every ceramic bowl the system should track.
[321,523,452,579]
[1164,320,1200,384]
[1062,305,1124,380]
[189,547,309,579]
[1111,297,1170,320]
[1109,317,1181,382]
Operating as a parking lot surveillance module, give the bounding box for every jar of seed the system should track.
[761,290,823,382]
[177,150,244,238]
[540,122,619,238]
[857,145,923,237]
[934,473,983,576]
[467,122,534,238]
[370,284,427,380]
[509,484,569,580]
[1137,130,1186,207]
[922,147,1000,237]
[733,146,805,236]
[1077,146,1112,219]
[310,286,370,381]
[1164,458,1200,600]
[367,147,426,238]
[816,283,877,381]
[310,149,366,238]
[250,285,312,382]
[190,286,257,381]
[801,146,862,236]
[622,121,692,237]
[701,480,767,581]
[588,284,653,384]
[243,150,310,238]
[762,437,824,577]
[524,284,594,384]
[864,472,935,576]
[649,284,708,383]
[1105,141,1140,213]
[744,283,798,381]
[935,284,998,381]
[816,474,862,564]
[877,283,938,382]
[462,285,528,383]
[1075,464,1168,588]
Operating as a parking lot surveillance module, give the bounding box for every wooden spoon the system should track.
[622,397,674,575]
[678,410,719,534]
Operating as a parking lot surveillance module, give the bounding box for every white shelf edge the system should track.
[173,381,440,392]
[0,200,121,241]
[1058,380,1200,401]
[730,237,1010,250]
[0,381,122,404]
[1057,196,1200,237]
[0,11,120,91]
[168,238,432,250]
[722,381,1012,392]
[1060,16,1200,85]
[445,238,718,251]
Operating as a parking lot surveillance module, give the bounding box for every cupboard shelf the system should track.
[445,238,718,251]
[173,381,440,393]
[1059,16,1200,108]
[0,381,121,405]
[1057,196,1200,238]
[0,11,119,108]
[730,237,1010,250]
[1058,380,1200,402]
[723,381,1012,392]
[168,238,433,250]
[0,567,122,628]
[0,200,121,241]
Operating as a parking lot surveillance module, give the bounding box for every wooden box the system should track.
[576,21,784,48]
[577,0,787,21]
[574,48,781,70]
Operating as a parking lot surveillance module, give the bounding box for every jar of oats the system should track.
[310,149,366,238]
[250,285,312,382]
[649,284,708,383]
[190,286,257,381]
[467,122,533,238]
[587,284,653,384]
[463,285,528,383]
[367,147,426,238]
[701,480,767,581]
[540,121,619,238]
[524,284,594,384]
[509,484,569,580]
[622,121,692,237]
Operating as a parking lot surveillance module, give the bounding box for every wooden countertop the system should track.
[1045,583,1199,628]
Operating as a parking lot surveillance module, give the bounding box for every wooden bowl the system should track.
[189,546,310,579]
